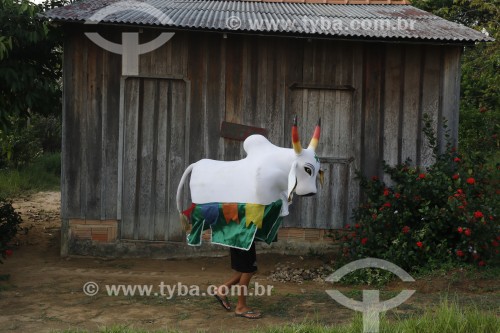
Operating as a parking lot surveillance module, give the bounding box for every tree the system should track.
[0,0,67,129]
[412,0,499,156]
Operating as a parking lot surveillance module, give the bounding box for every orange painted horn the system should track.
[292,115,302,154]
[308,118,321,151]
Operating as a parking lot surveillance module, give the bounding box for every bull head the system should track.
[288,116,323,202]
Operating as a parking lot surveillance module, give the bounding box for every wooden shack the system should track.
[43,0,491,257]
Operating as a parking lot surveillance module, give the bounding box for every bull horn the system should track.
[308,118,321,151]
[292,115,302,154]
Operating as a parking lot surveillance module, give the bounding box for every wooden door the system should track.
[120,77,188,241]
[286,87,355,229]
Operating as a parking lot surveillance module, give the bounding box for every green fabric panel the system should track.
[211,219,257,250]
[255,200,283,244]
[186,200,283,249]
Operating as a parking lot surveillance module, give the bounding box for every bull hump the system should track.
[243,135,277,156]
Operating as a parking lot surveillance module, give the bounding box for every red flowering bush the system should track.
[0,198,22,264]
[337,116,499,272]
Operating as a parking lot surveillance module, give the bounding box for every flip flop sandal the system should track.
[235,310,262,319]
[214,294,231,311]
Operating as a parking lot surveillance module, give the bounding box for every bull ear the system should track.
[292,115,302,155]
[287,161,297,202]
[308,118,321,151]
[318,169,324,187]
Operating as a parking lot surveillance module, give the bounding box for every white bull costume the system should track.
[176,117,323,250]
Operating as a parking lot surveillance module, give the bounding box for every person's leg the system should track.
[234,272,261,318]
[216,271,242,298]
[233,243,261,318]
[216,242,261,317]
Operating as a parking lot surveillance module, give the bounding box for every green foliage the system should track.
[458,105,499,159]
[411,0,500,156]
[0,113,61,168]
[335,267,397,286]
[335,115,499,273]
[30,113,62,153]
[0,152,61,198]
[0,0,68,128]
[0,120,42,169]
[0,197,22,264]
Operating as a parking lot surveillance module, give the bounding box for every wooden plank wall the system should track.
[62,32,121,221]
[62,28,462,239]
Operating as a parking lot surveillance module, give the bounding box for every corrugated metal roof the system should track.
[42,0,493,42]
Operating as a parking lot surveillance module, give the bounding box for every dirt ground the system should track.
[0,192,499,333]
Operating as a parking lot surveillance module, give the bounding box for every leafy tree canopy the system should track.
[0,0,67,129]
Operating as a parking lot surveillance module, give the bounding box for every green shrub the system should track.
[459,105,499,160]
[0,197,22,264]
[336,115,499,273]
[0,116,42,169]
[0,114,61,169]
[29,113,61,153]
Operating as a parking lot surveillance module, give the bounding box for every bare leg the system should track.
[217,272,242,297]
[234,272,261,318]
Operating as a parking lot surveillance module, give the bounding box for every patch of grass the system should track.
[0,152,60,198]
[253,300,499,333]
[413,260,500,284]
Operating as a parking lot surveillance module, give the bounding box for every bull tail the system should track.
[176,163,195,231]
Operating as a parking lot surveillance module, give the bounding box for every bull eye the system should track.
[304,167,312,176]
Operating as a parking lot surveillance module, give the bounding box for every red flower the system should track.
[372,214,378,220]
[458,205,465,210]
[355,223,360,229]
[466,177,475,185]
[456,250,464,257]
[383,202,391,208]
[383,188,390,196]
[418,173,426,180]
[454,157,461,163]
[395,193,401,199]
[416,241,423,248]
[402,226,410,234]
[5,249,13,256]
[473,211,484,219]
[457,227,463,233]
[478,261,486,267]
[464,229,472,236]
[344,225,351,229]
[361,237,368,245]
[452,174,459,180]
[456,189,464,195]
[492,241,499,247]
